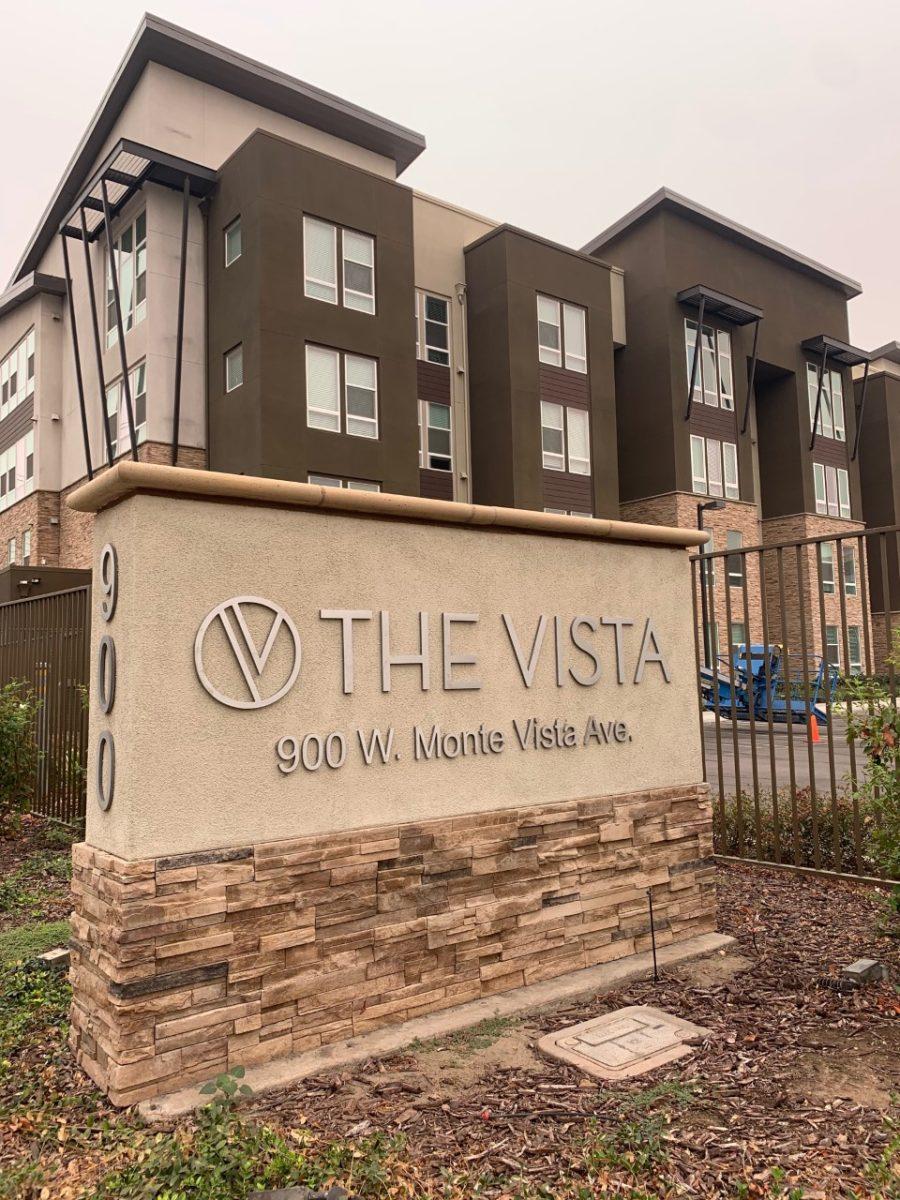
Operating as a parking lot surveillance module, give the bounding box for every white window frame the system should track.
[847,625,862,674]
[730,621,746,651]
[419,400,452,471]
[813,462,827,515]
[0,328,35,422]
[692,435,738,499]
[106,210,147,348]
[685,320,734,411]
[342,230,375,314]
[344,354,378,439]
[224,344,243,393]
[303,216,338,305]
[837,468,851,519]
[305,345,341,432]
[842,543,857,595]
[820,541,835,594]
[538,295,587,374]
[308,473,380,492]
[825,625,840,668]
[22,528,31,566]
[105,363,147,456]
[726,530,743,587]
[807,365,846,442]
[416,292,451,367]
[541,402,590,474]
[306,346,379,439]
[224,217,242,267]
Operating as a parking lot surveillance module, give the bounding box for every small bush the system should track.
[0,682,41,834]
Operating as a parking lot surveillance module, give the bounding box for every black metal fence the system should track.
[691,524,900,882]
[0,586,90,824]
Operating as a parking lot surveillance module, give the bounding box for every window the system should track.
[1,329,35,421]
[730,621,746,651]
[342,230,375,314]
[825,625,840,668]
[813,463,851,519]
[685,320,734,410]
[306,346,378,439]
[820,542,835,593]
[419,401,452,471]
[541,402,590,474]
[224,217,242,267]
[848,626,862,675]
[691,434,739,499]
[415,292,450,366]
[7,537,15,566]
[806,365,846,441]
[345,355,378,438]
[726,530,743,587]
[106,211,147,347]
[303,217,374,312]
[544,508,594,517]
[308,473,380,492]
[22,529,31,566]
[225,345,243,393]
[842,544,857,596]
[0,431,35,513]
[537,296,587,373]
[105,363,147,457]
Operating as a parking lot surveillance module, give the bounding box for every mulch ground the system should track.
[0,838,897,1198]
[0,815,74,934]
[249,864,900,1197]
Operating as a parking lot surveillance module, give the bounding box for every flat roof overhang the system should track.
[11,13,425,285]
[801,334,870,368]
[676,284,763,327]
[59,139,217,243]
[0,272,66,321]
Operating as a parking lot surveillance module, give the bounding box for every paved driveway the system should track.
[701,712,862,796]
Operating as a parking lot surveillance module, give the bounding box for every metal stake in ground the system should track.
[647,888,659,982]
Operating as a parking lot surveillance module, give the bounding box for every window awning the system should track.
[800,334,870,369]
[676,284,763,327]
[59,139,217,243]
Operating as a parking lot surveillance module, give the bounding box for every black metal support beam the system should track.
[172,175,190,466]
[60,234,93,481]
[100,178,138,462]
[741,319,761,436]
[81,197,104,213]
[809,343,829,452]
[79,207,113,469]
[851,360,870,463]
[684,295,706,421]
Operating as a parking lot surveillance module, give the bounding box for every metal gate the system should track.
[691,523,900,882]
[0,586,90,823]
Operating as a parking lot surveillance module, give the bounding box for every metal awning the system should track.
[676,284,763,327]
[59,139,217,243]
[801,334,870,369]
[58,139,217,484]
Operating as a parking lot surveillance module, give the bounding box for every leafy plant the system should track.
[0,681,41,834]
[0,918,70,967]
[845,631,900,880]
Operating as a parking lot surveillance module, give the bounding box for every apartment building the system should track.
[584,190,871,668]
[855,342,900,667]
[0,15,625,578]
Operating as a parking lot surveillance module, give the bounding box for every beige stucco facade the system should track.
[75,465,705,861]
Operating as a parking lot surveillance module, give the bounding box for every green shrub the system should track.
[0,681,41,834]
[720,788,873,874]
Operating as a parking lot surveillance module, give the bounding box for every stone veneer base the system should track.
[70,783,716,1106]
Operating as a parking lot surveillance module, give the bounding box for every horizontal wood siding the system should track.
[0,396,34,454]
[539,364,589,410]
[812,438,849,470]
[419,468,453,501]
[689,402,738,441]
[417,360,451,404]
[542,470,592,513]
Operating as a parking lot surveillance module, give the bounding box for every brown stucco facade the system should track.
[464,227,619,517]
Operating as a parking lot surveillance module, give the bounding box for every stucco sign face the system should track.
[194,596,301,709]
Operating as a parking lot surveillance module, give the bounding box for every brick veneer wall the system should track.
[0,490,61,567]
[761,514,871,669]
[868,611,900,674]
[70,783,715,1106]
[620,493,763,656]
[57,444,208,569]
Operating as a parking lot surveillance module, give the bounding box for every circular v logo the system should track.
[194,596,301,709]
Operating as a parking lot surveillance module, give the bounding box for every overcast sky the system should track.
[1,0,897,348]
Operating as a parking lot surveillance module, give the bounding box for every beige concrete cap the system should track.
[67,462,706,548]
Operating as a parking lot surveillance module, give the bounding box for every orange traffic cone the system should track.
[808,715,820,743]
